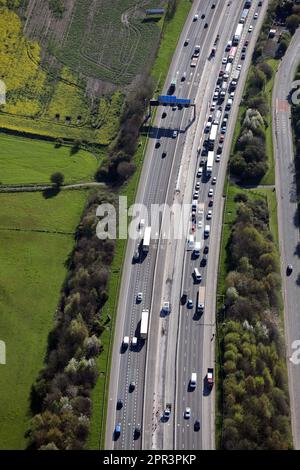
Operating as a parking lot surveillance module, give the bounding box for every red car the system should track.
[209,198,214,207]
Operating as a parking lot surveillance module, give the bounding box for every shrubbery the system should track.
[230,73,270,183]
[27,190,116,449]
[96,74,154,185]
[221,195,292,450]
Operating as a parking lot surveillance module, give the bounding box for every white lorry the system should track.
[140,309,149,339]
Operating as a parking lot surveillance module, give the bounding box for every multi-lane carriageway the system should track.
[106,0,268,451]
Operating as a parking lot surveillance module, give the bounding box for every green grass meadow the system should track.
[0,190,88,449]
[0,134,98,185]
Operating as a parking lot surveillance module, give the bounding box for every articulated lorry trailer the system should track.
[233,23,243,45]
[140,309,149,339]
[206,151,214,176]
[143,226,151,253]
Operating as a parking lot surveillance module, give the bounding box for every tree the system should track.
[50,172,64,187]
[286,14,300,34]
[276,40,288,58]
[117,160,135,180]
[258,62,273,81]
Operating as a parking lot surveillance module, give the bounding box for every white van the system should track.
[190,372,197,389]
[123,336,129,348]
[204,225,210,238]
[225,63,232,74]
[187,235,195,251]
[194,267,201,282]
[131,336,138,348]
[226,98,233,110]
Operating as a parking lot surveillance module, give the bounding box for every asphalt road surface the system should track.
[273,27,300,450]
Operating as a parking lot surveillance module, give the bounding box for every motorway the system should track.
[106,0,268,451]
[273,28,300,450]
[143,0,268,451]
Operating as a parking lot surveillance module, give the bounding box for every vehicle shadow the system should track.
[203,377,212,397]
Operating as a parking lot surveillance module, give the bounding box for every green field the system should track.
[0,190,88,449]
[0,134,98,185]
[52,0,162,85]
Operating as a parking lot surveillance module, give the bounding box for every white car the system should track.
[173,130,178,138]
[207,210,212,220]
[195,181,200,190]
[198,220,203,229]
[136,292,143,303]
[208,114,213,122]
[193,14,199,21]
[208,188,214,197]
[237,64,242,71]
[212,176,217,184]
[230,91,235,99]
[254,12,258,19]
[222,57,227,64]
[210,103,216,112]
[216,154,220,162]
[193,191,199,199]
[162,301,170,313]
[185,407,191,419]
[248,25,253,32]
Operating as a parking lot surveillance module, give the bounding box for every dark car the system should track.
[244,40,249,46]
[201,13,205,19]
[202,148,208,156]
[287,264,293,276]
[208,198,213,207]
[194,420,200,432]
[217,146,222,155]
[162,112,167,118]
[134,427,141,440]
[204,22,208,28]
[201,255,207,267]
[155,141,161,148]
[181,293,187,305]
[211,4,215,8]
[129,381,135,392]
[241,53,246,60]
[162,151,167,158]
[203,246,209,255]
[116,399,123,410]
[242,46,246,53]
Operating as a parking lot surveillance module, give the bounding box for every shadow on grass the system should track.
[42,186,61,199]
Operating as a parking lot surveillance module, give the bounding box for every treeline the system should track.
[27,190,116,450]
[230,63,273,182]
[254,0,300,61]
[96,74,154,185]
[221,194,292,450]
